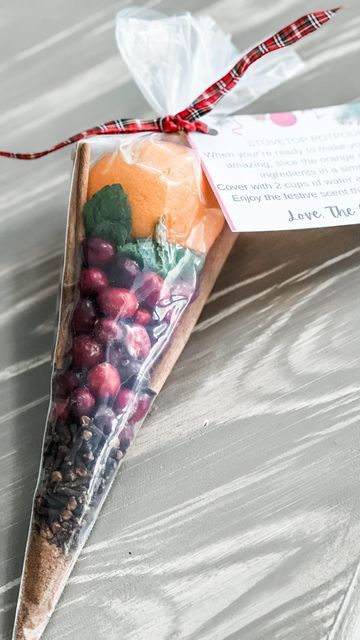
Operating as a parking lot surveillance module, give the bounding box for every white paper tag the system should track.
[188,103,360,232]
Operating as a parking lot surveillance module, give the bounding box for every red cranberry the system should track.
[98,288,138,319]
[72,298,96,334]
[128,393,152,425]
[95,407,116,434]
[135,272,170,309]
[80,268,108,297]
[70,387,95,417]
[108,256,141,288]
[52,400,69,421]
[84,237,115,267]
[54,370,82,397]
[114,388,138,414]
[94,318,124,344]
[124,324,152,360]
[71,335,103,369]
[88,362,121,399]
[134,307,152,325]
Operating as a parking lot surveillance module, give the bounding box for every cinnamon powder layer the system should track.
[15,533,68,640]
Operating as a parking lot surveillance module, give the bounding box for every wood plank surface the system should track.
[0,2,359,639]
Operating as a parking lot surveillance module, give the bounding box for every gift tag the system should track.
[188,102,360,232]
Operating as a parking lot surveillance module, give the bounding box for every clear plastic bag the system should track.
[13,9,302,640]
[115,7,303,116]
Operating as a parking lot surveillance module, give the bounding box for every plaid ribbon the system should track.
[0,8,340,160]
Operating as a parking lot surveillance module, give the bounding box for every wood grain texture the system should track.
[0,2,360,640]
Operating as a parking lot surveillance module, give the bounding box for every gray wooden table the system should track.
[1,2,360,639]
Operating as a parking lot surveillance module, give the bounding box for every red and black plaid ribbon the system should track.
[0,8,340,160]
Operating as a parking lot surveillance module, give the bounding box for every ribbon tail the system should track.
[0,120,163,161]
[178,8,342,122]
[0,8,342,160]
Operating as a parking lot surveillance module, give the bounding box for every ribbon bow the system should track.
[159,116,209,134]
[0,8,340,160]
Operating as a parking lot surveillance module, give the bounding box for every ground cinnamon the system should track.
[15,532,68,640]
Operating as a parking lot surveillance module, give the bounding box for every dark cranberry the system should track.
[147,321,169,345]
[84,237,115,267]
[104,343,123,368]
[98,288,138,319]
[95,407,116,434]
[70,387,95,417]
[72,298,96,334]
[128,393,153,425]
[71,335,103,369]
[94,318,124,344]
[134,307,152,325]
[118,358,149,389]
[108,256,141,288]
[114,388,137,414]
[119,428,132,454]
[54,370,82,397]
[124,324,152,360]
[88,363,121,399]
[80,268,108,297]
[135,272,170,309]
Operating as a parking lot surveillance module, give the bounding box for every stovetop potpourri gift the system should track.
[0,7,338,639]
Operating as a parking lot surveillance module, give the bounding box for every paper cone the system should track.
[13,139,236,640]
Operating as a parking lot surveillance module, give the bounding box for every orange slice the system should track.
[87,135,224,254]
